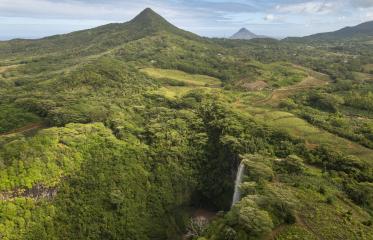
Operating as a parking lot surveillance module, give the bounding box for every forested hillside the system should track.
[0,8,372,240]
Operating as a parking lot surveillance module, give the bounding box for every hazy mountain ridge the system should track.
[230,27,269,40]
[284,20,373,42]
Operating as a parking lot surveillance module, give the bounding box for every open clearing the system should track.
[151,86,197,99]
[151,86,219,99]
[141,68,222,87]
[144,68,222,99]
[254,75,329,106]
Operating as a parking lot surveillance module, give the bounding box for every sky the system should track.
[0,0,372,40]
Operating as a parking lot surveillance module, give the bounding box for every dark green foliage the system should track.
[307,92,343,113]
[344,181,373,209]
[345,92,373,111]
[0,105,40,133]
[242,154,274,181]
[274,155,305,175]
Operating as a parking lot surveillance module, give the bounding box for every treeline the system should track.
[345,92,373,111]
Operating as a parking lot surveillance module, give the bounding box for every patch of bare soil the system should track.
[0,184,57,201]
[265,224,288,240]
[192,208,217,220]
[241,80,269,91]
[0,65,19,74]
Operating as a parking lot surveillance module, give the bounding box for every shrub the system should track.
[275,155,305,175]
[238,206,273,236]
[242,154,274,181]
[326,196,335,205]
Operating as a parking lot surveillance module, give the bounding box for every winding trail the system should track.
[265,224,288,240]
[0,123,44,136]
[255,76,329,106]
[295,214,325,240]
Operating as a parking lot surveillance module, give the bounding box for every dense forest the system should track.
[0,8,372,240]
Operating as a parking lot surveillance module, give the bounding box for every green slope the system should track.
[0,8,200,58]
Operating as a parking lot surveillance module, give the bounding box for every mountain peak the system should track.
[124,8,199,40]
[137,8,158,17]
[238,28,251,33]
[230,28,263,40]
[130,8,166,25]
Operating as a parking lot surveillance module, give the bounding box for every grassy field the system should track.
[150,86,198,98]
[253,75,329,106]
[353,71,373,81]
[235,66,330,107]
[237,106,373,164]
[141,68,222,86]
[265,63,307,87]
[150,86,221,99]
[143,68,223,99]
[269,182,373,240]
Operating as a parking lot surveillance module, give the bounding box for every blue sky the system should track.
[0,0,372,40]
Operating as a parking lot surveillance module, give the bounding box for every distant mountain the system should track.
[289,21,373,41]
[230,28,268,40]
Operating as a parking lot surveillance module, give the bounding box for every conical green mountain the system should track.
[0,8,199,57]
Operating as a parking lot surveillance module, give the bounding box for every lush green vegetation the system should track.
[0,8,372,240]
[0,105,40,134]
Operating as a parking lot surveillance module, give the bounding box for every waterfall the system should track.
[231,162,245,207]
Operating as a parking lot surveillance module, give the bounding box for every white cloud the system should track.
[365,11,373,21]
[264,14,275,21]
[275,1,338,15]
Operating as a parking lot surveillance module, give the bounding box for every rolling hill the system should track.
[288,20,373,41]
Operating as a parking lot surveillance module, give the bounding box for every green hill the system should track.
[285,21,373,42]
[0,8,200,58]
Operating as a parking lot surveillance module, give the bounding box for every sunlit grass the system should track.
[240,106,373,164]
[141,68,222,86]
